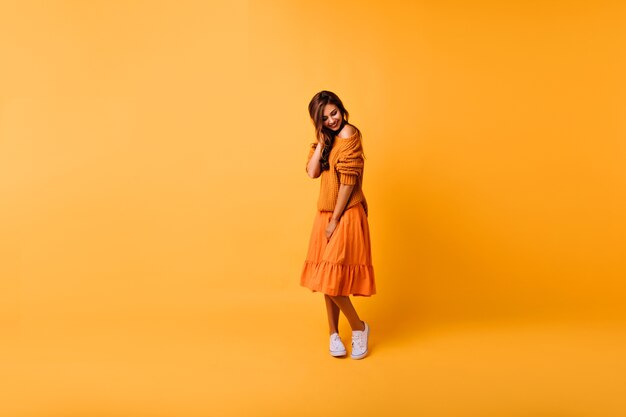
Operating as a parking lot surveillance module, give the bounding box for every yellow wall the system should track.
[249,0,626,323]
[0,1,248,331]
[2,1,626,416]
[1,0,625,333]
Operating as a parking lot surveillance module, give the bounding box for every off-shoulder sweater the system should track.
[306,129,366,212]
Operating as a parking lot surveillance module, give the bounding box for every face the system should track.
[322,104,343,131]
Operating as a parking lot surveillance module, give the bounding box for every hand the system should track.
[325,218,339,240]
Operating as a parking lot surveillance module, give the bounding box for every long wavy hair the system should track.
[308,90,350,171]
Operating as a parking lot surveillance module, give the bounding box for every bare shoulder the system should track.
[337,123,358,139]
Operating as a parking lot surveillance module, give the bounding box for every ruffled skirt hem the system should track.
[300,260,376,297]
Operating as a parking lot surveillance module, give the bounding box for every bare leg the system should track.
[329,295,365,331]
[324,294,340,335]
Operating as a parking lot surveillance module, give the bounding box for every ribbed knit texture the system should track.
[306,129,366,212]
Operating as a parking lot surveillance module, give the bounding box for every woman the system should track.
[301,90,376,359]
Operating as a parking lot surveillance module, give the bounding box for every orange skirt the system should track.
[300,203,376,296]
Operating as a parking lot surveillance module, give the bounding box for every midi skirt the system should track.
[300,202,376,297]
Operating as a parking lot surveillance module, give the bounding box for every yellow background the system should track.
[1,1,625,416]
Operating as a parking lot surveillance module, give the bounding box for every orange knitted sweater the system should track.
[306,129,366,212]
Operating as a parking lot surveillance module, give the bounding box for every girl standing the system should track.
[301,90,376,359]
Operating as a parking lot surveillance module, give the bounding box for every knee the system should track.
[329,294,347,301]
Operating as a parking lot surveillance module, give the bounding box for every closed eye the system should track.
[323,110,337,121]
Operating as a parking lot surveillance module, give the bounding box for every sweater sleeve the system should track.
[336,137,364,185]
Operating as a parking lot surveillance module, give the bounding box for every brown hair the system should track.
[308,90,350,171]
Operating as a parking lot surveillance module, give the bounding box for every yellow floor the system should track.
[2,289,625,417]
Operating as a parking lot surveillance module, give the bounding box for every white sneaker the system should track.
[329,332,347,357]
[351,321,369,359]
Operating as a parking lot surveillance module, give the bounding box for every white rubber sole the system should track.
[330,350,347,357]
[350,350,368,360]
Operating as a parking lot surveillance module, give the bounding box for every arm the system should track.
[325,129,364,238]
[325,183,355,239]
[306,143,323,178]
